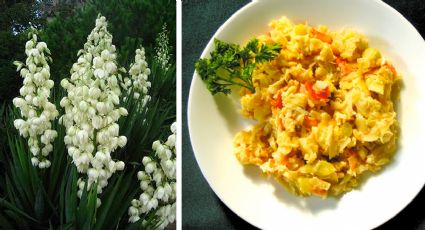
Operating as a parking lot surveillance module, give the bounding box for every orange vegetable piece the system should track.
[271,91,283,109]
[304,115,318,126]
[346,149,360,171]
[336,57,352,76]
[311,28,332,44]
[312,188,328,197]
[280,155,290,166]
[305,82,330,100]
[335,56,346,66]
[348,156,357,171]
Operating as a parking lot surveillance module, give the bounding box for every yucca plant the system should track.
[0,13,176,229]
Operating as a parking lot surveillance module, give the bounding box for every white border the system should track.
[175,1,182,230]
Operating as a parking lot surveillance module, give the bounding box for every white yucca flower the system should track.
[154,23,171,72]
[60,15,127,200]
[13,29,59,169]
[128,122,176,228]
[125,46,152,103]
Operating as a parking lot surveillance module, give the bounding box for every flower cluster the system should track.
[127,46,151,103]
[154,23,171,72]
[128,122,176,229]
[60,15,127,199]
[13,29,59,169]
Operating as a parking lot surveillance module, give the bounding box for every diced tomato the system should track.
[305,82,314,94]
[335,57,352,76]
[311,28,332,44]
[271,98,283,108]
[341,64,352,76]
[304,115,318,126]
[305,81,330,100]
[335,56,346,66]
[271,91,283,109]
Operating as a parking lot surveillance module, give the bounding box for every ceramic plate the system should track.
[188,0,425,229]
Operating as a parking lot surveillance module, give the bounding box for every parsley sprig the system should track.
[195,38,281,95]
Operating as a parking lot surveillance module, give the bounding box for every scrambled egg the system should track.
[234,17,400,197]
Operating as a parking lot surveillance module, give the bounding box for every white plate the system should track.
[188,0,425,229]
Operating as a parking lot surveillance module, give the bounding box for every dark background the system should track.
[182,0,425,229]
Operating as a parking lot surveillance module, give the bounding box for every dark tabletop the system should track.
[182,0,425,229]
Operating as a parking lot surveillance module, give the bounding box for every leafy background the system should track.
[0,0,176,229]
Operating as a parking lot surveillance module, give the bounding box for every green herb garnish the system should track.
[195,38,281,95]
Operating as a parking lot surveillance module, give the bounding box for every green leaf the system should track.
[76,179,88,228]
[86,185,98,227]
[75,178,98,229]
[14,136,36,200]
[0,197,38,223]
[95,169,140,230]
[195,38,281,95]
[94,175,124,229]
[64,166,78,223]
[34,185,45,220]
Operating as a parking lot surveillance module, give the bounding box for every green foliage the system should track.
[0,31,27,102]
[0,103,7,154]
[195,38,281,95]
[0,106,52,228]
[0,0,48,102]
[0,0,45,32]
[0,0,176,103]
[41,0,176,84]
[0,0,176,228]
[94,169,138,230]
